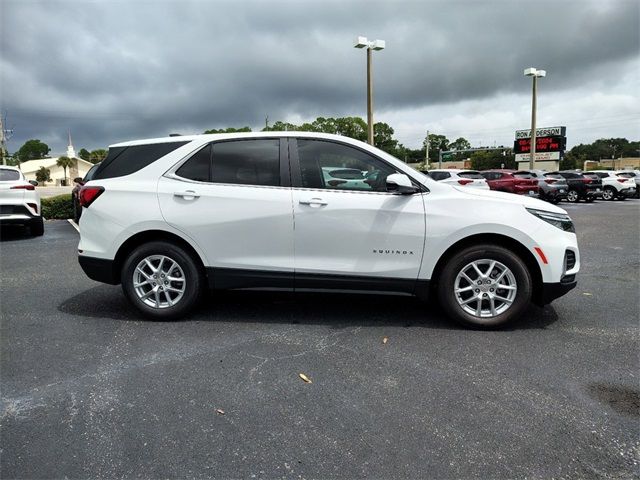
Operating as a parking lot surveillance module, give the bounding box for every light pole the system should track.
[354,36,385,145]
[524,67,546,170]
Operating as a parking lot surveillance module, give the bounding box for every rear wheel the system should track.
[566,189,579,203]
[121,241,203,320]
[437,245,532,329]
[30,217,44,236]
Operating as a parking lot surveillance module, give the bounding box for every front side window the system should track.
[211,139,280,186]
[297,139,396,192]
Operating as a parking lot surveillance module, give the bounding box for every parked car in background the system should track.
[479,170,539,197]
[72,162,101,222]
[426,169,490,189]
[615,170,640,198]
[550,171,603,203]
[77,132,579,329]
[0,165,43,236]
[586,170,636,200]
[523,170,568,204]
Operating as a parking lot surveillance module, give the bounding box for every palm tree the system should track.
[56,156,74,186]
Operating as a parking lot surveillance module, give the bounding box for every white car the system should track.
[615,170,640,198]
[0,166,43,236]
[426,169,490,189]
[78,132,579,328]
[588,170,636,200]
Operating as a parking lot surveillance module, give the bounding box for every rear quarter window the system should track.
[93,141,188,180]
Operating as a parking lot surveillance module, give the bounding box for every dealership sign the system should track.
[514,135,566,154]
[515,126,566,139]
[515,152,561,162]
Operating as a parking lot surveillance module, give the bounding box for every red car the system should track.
[480,170,539,197]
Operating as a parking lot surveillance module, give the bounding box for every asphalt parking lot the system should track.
[1,199,639,479]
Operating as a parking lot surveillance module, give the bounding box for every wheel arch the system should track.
[113,230,207,284]
[429,233,544,305]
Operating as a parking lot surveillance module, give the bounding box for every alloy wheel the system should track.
[454,259,518,318]
[133,255,186,309]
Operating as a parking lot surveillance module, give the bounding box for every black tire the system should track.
[618,195,627,201]
[30,217,44,236]
[437,244,532,329]
[584,197,595,203]
[121,241,203,320]
[566,189,580,203]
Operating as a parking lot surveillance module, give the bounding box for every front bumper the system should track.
[537,275,577,305]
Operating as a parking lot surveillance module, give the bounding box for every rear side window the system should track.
[176,145,211,182]
[94,141,188,179]
[458,171,483,179]
[0,169,21,181]
[212,139,280,186]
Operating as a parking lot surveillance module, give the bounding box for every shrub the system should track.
[41,194,74,219]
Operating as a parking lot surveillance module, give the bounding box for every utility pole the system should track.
[0,113,13,166]
[425,130,430,169]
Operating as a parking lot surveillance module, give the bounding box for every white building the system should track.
[19,131,95,186]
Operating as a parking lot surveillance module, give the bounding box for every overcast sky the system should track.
[1,0,639,155]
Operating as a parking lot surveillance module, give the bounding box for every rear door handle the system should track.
[174,190,200,200]
[299,197,327,207]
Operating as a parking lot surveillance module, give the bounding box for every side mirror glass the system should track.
[29,180,38,186]
[386,173,419,195]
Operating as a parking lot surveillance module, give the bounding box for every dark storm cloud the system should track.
[1,0,638,152]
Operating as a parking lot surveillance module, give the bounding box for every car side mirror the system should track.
[386,173,420,195]
[29,180,38,186]
[73,177,84,184]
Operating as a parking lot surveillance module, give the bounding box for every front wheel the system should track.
[602,187,615,201]
[121,241,203,320]
[437,245,532,328]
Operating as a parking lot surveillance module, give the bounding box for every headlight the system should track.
[526,208,575,232]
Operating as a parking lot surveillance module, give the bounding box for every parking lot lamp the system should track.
[524,67,546,170]
[355,36,385,145]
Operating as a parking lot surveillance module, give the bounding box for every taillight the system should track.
[617,178,628,183]
[78,186,104,207]
[11,184,35,190]
[458,179,473,185]
[545,179,557,184]
[582,177,592,184]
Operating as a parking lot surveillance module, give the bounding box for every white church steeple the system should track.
[66,129,76,158]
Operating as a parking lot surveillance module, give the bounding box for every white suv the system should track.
[588,170,636,200]
[78,132,579,328]
[0,166,43,236]
[426,169,490,189]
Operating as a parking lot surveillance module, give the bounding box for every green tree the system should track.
[89,149,107,164]
[422,133,450,164]
[56,156,74,185]
[78,148,91,161]
[449,137,471,152]
[261,121,299,132]
[16,139,50,162]
[373,122,399,156]
[204,126,252,134]
[35,166,51,185]
[470,150,515,170]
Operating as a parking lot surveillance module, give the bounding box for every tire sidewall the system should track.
[121,241,202,320]
[437,245,533,328]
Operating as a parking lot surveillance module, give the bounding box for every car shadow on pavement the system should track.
[58,285,560,331]
[0,225,33,242]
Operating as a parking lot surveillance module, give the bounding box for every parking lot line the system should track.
[67,219,79,233]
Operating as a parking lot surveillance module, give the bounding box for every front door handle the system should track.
[299,197,328,207]
[174,190,200,200]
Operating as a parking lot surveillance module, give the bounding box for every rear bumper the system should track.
[537,275,577,305]
[620,188,636,197]
[0,205,39,225]
[78,255,120,284]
